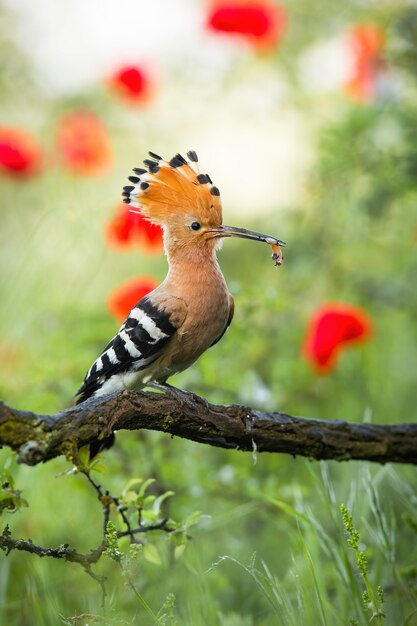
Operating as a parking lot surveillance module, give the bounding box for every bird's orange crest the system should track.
[122,151,222,228]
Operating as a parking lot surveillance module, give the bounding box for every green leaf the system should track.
[138,478,156,498]
[141,509,158,524]
[143,495,156,507]
[152,491,174,517]
[174,544,186,560]
[124,477,145,493]
[183,510,204,531]
[77,446,91,470]
[143,543,162,566]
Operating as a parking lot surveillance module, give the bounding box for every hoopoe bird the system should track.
[76,150,285,451]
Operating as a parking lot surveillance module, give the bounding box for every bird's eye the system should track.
[191,221,201,231]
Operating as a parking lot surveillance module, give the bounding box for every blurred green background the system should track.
[0,1,417,624]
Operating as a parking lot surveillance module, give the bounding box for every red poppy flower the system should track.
[56,110,111,175]
[344,25,385,101]
[207,1,286,50]
[108,276,158,322]
[302,303,372,373]
[105,203,163,254]
[108,65,153,105]
[0,127,43,177]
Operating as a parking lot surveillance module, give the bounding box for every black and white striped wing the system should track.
[76,298,179,403]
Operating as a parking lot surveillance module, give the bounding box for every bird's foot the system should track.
[146,381,191,406]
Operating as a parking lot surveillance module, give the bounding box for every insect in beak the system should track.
[208,225,286,267]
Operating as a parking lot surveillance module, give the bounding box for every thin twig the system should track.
[117,519,173,538]
[0,515,172,589]
[82,471,132,537]
[0,524,106,588]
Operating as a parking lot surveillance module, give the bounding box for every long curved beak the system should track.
[209,225,286,247]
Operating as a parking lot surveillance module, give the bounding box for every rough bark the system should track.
[0,389,415,466]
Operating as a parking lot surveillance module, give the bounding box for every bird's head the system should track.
[123,150,285,260]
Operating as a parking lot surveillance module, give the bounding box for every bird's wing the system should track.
[210,294,234,348]
[76,295,187,403]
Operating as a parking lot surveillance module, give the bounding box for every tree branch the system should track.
[0,524,107,585]
[0,389,416,465]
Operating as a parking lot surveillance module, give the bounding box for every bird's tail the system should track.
[74,394,116,458]
[88,433,116,459]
